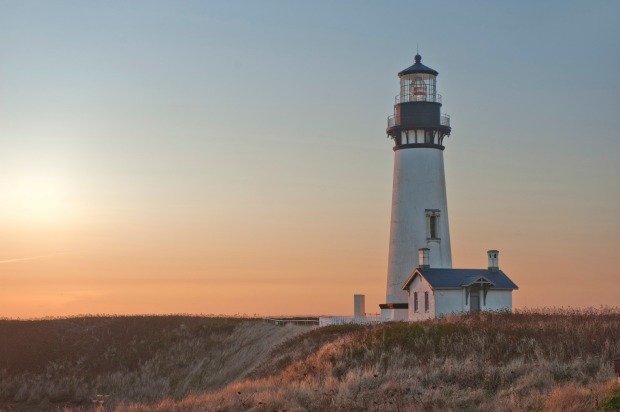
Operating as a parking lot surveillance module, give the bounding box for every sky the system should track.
[1,1,619,318]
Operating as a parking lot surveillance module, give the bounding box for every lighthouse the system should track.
[380,54,453,321]
[319,53,517,327]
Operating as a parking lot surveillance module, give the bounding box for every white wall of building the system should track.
[410,287,513,319]
[381,308,408,321]
[406,275,435,321]
[458,288,513,314]
[435,289,465,316]
[385,148,453,307]
[483,290,513,311]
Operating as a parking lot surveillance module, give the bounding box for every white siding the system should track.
[435,290,465,316]
[381,308,408,321]
[403,276,514,321]
[426,288,513,318]
[484,290,513,311]
[406,276,435,321]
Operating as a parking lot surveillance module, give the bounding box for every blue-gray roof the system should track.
[403,268,518,290]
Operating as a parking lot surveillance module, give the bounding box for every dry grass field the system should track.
[1,309,619,411]
[0,316,308,411]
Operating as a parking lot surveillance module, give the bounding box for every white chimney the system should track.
[354,294,366,319]
[418,248,430,270]
[487,250,499,272]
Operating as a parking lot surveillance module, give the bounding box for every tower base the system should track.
[379,303,409,321]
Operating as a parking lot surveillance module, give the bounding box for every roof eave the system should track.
[402,269,425,290]
[398,68,438,77]
[461,276,496,288]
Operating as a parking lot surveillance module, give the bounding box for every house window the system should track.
[413,292,418,312]
[425,210,440,241]
[424,292,429,312]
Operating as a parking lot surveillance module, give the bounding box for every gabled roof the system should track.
[402,268,519,291]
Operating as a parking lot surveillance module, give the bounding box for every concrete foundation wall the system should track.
[380,308,409,321]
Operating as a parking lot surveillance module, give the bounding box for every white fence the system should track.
[319,315,385,327]
[263,315,387,327]
[263,318,319,326]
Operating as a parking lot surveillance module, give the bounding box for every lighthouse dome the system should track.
[398,54,439,77]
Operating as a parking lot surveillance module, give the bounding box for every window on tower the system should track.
[425,209,441,241]
[429,216,437,239]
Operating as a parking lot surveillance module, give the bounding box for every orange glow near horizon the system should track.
[1,131,618,318]
[1,191,619,319]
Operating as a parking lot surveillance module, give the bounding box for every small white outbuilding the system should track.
[402,249,518,321]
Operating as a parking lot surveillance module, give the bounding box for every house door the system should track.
[470,291,480,313]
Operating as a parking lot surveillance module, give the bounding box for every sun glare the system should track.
[2,174,73,223]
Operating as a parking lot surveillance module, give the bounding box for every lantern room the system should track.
[386,54,451,149]
[398,54,439,104]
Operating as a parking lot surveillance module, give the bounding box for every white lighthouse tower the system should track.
[380,54,453,321]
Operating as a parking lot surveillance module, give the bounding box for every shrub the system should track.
[601,384,620,411]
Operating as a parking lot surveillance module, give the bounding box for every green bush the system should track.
[601,385,620,411]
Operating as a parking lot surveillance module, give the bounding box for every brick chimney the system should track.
[487,250,499,272]
[418,248,430,270]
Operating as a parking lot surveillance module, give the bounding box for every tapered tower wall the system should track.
[385,147,452,305]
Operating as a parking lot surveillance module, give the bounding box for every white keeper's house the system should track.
[401,249,518,321]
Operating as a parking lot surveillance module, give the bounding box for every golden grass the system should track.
[117,308,620,412]
[1,309,619,411]
[0,316,309,410]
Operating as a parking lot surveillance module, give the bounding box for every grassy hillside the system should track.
[0,316,308,411]
[119,309,620,412]
[1,310,619,411]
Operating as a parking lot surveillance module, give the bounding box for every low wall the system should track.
[319,315,384,327]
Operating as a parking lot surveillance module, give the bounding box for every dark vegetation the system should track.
[0,316,306,411]
[1,309,619,411]
[0,316,239,375]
